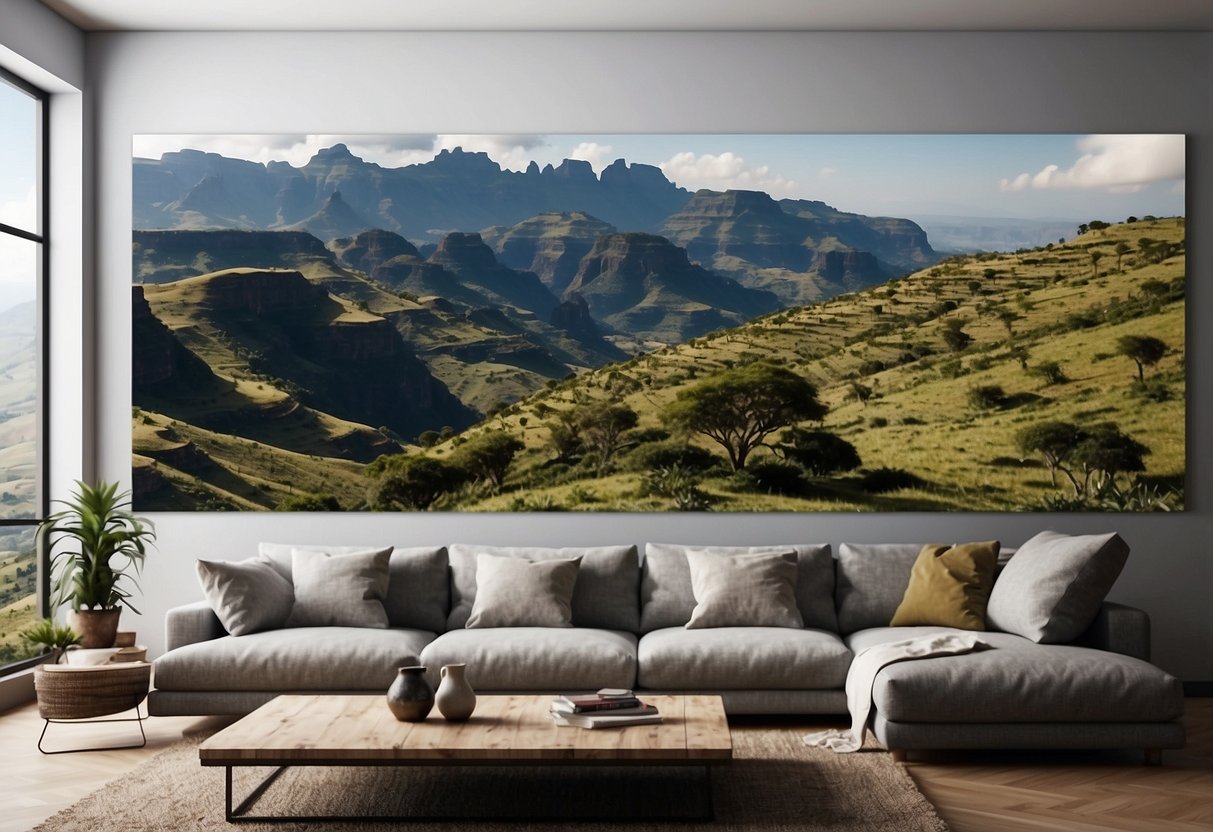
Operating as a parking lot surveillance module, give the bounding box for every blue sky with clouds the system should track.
[133,132,1186,225]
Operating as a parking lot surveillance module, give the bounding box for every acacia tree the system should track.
[941,318,972,352]
[1089,250,1104,277]
[1015,420,1084,491]
[664,363,826,470]
[1072,422,1149,495]
[367,456,465,511]
[849,379,873,407]
[1114,241,1131,271]
[997,308,1021,336]
[453,431,524,488]
[577,403,639,473]
[1117,334,1167,383]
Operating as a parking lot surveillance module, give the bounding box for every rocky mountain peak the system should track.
[429,231,501,273]
[329,228,420,275]
[432,146,502,173]
[684,189,784,217]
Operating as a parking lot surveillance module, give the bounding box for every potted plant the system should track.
[18,618,81,664]
[41,481,156,648]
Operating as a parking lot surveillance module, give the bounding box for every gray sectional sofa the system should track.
[149,539,1186,757]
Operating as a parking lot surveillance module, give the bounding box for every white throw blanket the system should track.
[804,633,993,752]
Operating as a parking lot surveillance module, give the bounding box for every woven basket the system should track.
[34,662,151,720]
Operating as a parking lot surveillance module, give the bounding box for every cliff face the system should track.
[329,228,421,275]
[662,189,814,270]
[142,269,475,440]
[429,232,558,317]
[811,249,886,290]
[131,285,219,391]
[779,198,938,270]
[660,189,899,304]
[565,232,780,343]
[481,212,615,296]
[133,229,331,284]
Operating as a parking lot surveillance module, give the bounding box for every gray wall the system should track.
[87,31,1212,680]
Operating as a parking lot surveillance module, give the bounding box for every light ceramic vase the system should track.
[435,663,476,722]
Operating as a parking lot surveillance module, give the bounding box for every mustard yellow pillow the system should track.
[890,541,1000,630]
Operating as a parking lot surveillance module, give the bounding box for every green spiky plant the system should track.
[18,618,82,664]
[42,481,156,613]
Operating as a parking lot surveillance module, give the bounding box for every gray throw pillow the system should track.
[685,550,804,629]
[465,553,582,629]
[195,557,294,636]
[986,531,1130,643]
[259,543,449,632]
[641,543,835,632]
[447,544,638,631]
[284,546,392,629]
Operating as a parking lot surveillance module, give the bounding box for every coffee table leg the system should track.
[701,764,716,821]
[226,764,290,822]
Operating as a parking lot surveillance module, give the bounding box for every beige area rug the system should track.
[34,727,948,831]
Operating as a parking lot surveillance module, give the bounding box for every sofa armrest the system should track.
[1073,602,1150,661]
[165,600,226,652]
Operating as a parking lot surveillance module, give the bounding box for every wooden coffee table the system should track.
[199,693,731,822]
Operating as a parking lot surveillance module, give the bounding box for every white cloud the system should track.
[568,142,614,174]
[1000,134,1184,193]
[659,151,798,198]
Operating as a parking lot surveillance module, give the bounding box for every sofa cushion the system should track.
[986,531,1130,643]
[154,626,433,692]
[259,543,449,632]
[195,557,294,636]
[641,543,835,633]
[420,628,637,690]
[285,547,391,628]
[637,626,851,690]
[685,550,803,629]
[889,541,1000,630]
[834,543,923,634]
[847,626,1184,724]
[447,544,639,632]
[465,554,581,628]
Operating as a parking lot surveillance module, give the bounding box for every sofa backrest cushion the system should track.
[446,544,640,632]
[986,530,1129,643]
[259,543,449,633]
[836,543,931,634]
[641,543,836,633]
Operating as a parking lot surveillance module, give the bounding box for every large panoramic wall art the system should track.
[131,134,1186,512]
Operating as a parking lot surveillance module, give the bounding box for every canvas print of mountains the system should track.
[131,134,1186,512]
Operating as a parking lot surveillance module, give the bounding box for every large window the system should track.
[0,68,47,672]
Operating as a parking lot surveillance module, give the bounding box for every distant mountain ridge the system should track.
[135,144,690,242]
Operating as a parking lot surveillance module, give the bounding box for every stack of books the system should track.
[549,688,662,729]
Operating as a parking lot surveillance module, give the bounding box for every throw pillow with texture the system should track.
[986,530,1129,643]
[685,550,804,629]
[889,540,1001,630]
[195,556,294,636]
[465,553,582,628]
[284,546,392,628]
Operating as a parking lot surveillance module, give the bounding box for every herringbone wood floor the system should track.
[0,698,1208,832]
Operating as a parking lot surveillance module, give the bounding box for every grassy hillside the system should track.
[408,217,1185,512]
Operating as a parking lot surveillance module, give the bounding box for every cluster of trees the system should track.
[358,362,867,510]
[1015,420,1149,498]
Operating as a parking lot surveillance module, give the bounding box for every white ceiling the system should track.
[37,0,1213,32]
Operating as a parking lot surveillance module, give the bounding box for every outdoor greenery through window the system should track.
[0,69,47,670]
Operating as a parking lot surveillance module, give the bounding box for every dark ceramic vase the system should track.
[386,665,434,722]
